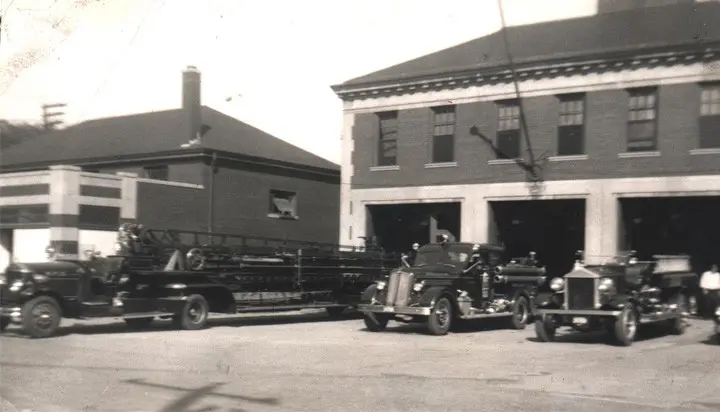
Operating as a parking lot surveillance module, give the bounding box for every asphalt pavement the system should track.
[1,311,719,412]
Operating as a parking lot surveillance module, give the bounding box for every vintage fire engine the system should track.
[533,251,697,346]
[357,236,548,336]
[0,223,399,338]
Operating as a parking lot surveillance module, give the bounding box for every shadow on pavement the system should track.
[1,310,364,339]
[357,316,514,335]
[122,378,281,412]
[524,322,693,345]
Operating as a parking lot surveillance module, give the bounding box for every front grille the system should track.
[394,272,415,307]
[566,277,596,310]
[385,272,400,306]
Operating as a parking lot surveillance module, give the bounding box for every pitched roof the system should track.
[0,106,339,171]
[336,1,720,89]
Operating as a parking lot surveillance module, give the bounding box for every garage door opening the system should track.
[366,202,461,253]
[490,199,586,278]
[620,196,720,273]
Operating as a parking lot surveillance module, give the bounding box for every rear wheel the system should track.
[427,296,453,336]
[668,294,688,335]
[510,296,530,330]
[363,313,390,332]
[534,314,557,342]
[22,296,62,339]
[172,294,209,330]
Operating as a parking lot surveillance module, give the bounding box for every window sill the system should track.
[424,162,458,169]
[267,213,299,220]
[369,165,400,172]
[617,151,661,159]
[689,148,720,155]
[549,155,588,162]
[487,159,518,165]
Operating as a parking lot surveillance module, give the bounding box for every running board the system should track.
[459,312,514,320]
[123,312,175,319]
[235,303,345,313]
[638,312,683,324]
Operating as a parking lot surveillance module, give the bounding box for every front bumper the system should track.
[357,304,432,316]
[536,308,623,318]
[0,306,23,324]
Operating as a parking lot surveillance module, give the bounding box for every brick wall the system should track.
[351,82,718,188]
[136,180,209,232]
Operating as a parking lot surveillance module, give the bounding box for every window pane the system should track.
[496,130,521,159]
[628,121,656,140]
[699,115,720,149]
[432,135,455,163]
[558,125,584,156]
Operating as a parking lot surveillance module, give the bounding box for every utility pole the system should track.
[41,103,67,130]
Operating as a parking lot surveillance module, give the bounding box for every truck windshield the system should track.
[414,250,469,267]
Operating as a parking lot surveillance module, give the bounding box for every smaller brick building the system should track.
[0,66,340,267]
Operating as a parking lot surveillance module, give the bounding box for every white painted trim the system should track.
[342,63,720,113]
[549,155,588,162]
[0,174,50,185]
[689,148,720,155]
[424,162,458,169]
[361,197,465,205]
[617,151,661,158]
[488,159,518,165]
[136,178,204,189]
[79,197,121,207]
[369,165,400,172]
[79,175,122,188]
[0,171,50,179]
[0,195,50,206]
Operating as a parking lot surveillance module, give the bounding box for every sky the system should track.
[0,0,598,164]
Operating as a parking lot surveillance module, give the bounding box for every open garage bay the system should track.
[1,312,719,412]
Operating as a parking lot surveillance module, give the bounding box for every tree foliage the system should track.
[0,120,46,149]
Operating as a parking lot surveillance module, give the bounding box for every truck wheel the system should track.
[612,304,637,347]
[0,317,9,332]
[124,317,154,330]
[326,307,345,319]
[21,296,62,339]
[172,294,209,330]
[668,294,688,335]
[534,315,557,342]
[510,296,530,330]
[363,313,390,332]
[427,296,453,336]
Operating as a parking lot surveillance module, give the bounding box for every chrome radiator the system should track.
[385,271,400,306]
[384,271,415,307]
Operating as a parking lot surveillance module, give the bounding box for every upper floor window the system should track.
[144,165,168,180]
[269,189,298,219]
[377,111,398,166]
[626,88,658,152]
[496,100,521,159]
[699,83,720,149]
[431,105,456,163]
[557,94,585,156]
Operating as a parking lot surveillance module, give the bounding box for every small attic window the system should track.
[268,189,298,220]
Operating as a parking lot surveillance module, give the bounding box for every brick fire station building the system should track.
[331,0,720,274]
[0,66,340,268]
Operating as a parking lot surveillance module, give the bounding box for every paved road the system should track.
[1,312,719,412]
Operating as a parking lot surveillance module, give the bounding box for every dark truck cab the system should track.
[534,251,696,346]
[357,238,548,335]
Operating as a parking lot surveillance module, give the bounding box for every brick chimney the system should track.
[597,0,695,14]
[182,65,202,143]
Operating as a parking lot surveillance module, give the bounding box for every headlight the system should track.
[32,274,49,283]
[113,242,124,253]
[598,278,614,292]
[376,281,386,290]
[715,307,720,317]
[550,277,565,292]
[0,274,5,285]
[413,281,424,292]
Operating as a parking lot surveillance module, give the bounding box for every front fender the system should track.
[360,284,380,303]
[605,294,632,308]
[535,292,562,308]
[417,286,453,307]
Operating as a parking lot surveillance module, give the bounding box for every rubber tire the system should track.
[326,307,345,319]
[0,317,9,332]
[534,315,557,342]
[612,304,637,347]
[363,313,390,332]
[510,296,531,330]
[668,294,688,335]
[427,296,453,336]
[172,294,209,330]
[21,295,62,339]
[124,317,154,330]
